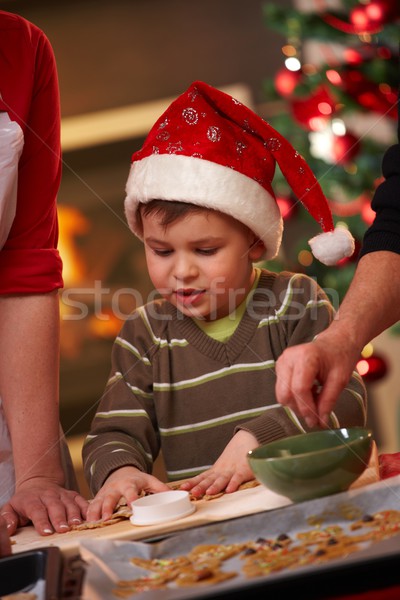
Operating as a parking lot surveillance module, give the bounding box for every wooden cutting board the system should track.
[10,442,380,558]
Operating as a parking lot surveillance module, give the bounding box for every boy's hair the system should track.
[138,199,210,231]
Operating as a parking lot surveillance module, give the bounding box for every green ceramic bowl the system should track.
[247,427,373,503]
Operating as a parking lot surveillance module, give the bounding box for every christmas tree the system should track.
[261,0,399,304]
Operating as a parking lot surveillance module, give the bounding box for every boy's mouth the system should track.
[175,289,206,306]
[175,289,205,298]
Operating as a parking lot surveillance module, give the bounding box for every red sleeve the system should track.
[0,11,63,293]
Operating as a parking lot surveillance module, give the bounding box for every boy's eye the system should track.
[197,248,218,256]
[153,248,173,256]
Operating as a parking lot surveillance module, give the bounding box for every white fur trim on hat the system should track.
[308,226,355,266]
[125,154,283,261]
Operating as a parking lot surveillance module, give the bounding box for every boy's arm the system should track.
[82,318,173,521]
[82,318,161,497]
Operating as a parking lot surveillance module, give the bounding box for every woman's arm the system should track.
[0,292,87,535]
[0,292,63,485]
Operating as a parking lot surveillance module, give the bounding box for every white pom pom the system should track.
[308,226,355,266]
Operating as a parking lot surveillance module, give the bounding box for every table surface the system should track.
[8,442,393,600]
[11,443,380,558]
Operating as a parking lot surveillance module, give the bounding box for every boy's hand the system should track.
[180,430,257,498]
[86,466,169,522]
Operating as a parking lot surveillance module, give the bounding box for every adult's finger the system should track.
[45,492,87,530]
[0,506,20,536]
[315,371,353,426]
[276,347,320,427]
[289,373,321,428]
[0,516,11,557]
[275,351,296,406]
[40,500,71,534]
[24,499,57,536]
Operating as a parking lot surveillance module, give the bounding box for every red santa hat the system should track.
[125,80,354,265]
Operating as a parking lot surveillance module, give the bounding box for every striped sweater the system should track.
[83,270,367,495]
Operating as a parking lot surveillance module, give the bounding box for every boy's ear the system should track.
[248,238,266,261]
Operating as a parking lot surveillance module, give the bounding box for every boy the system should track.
[83,81,365,522]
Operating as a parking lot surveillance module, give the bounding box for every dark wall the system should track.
[2,0,289,116]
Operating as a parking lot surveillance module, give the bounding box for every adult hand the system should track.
[0,478,89,536]
[275,333,359,429]
[276,251,400,427]
[180,430,257,498]
[0,515,11,556]
[86,466,169,522]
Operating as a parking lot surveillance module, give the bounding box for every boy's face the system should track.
[141,207,264,320]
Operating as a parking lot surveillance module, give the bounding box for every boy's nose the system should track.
[173,254,197,280]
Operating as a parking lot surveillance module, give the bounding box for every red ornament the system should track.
[343,48,364,65]
[330,195,365,217]
[357,353,388,382]
[361,200,376,225]
[339,69,397,119]
[365,1,386,24]
[290,85,336,130]
[322,13,362,34]
[332,132,360,165]
[274,67,302,98]
[277,195,298,220]
[336,255,351,267]
[344,43,392,65]
[335,239,360,266]
[365,0,400,24]
[321,1,399,35]
[350,5,383,33]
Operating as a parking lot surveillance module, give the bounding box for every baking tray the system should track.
[80,477,400,599]
[0,546,62,599]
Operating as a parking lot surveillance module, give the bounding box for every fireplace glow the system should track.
[57,204,90,286]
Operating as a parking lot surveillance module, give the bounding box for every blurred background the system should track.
[1,0,399,492]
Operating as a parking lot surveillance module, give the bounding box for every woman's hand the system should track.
[1,479,89,536]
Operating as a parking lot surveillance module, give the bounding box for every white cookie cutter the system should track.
[130,490,195,526]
